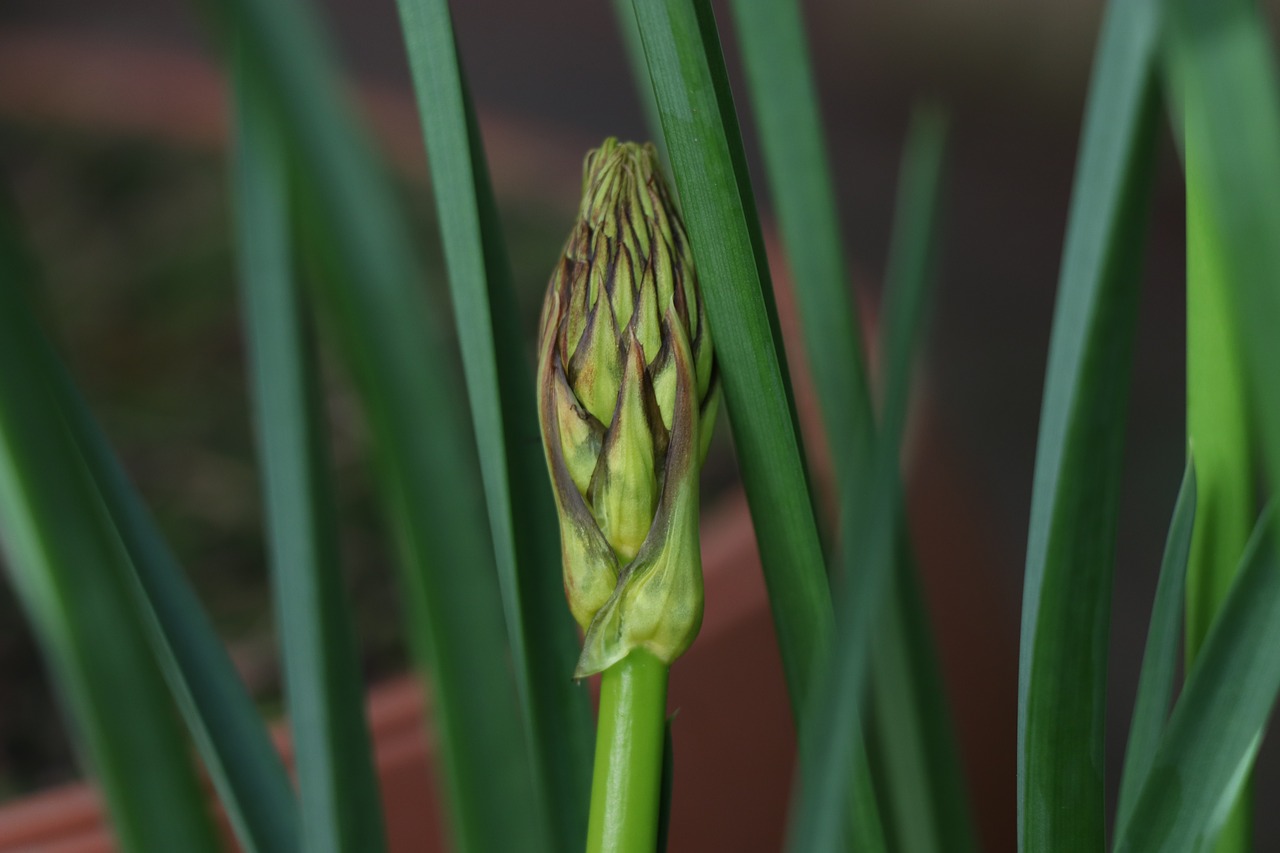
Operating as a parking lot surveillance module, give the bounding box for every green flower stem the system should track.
[586,650,669,853]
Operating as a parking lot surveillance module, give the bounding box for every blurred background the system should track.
[1,0,1267,849]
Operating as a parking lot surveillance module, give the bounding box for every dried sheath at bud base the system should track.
[537,138,718,678]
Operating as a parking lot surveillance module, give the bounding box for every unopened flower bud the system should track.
[537,139,718,677]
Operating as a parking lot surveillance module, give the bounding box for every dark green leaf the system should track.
[1166,0,1280,682]
[195,0,550,848]
[1114,507,1279,852]
[232,55,386,853]
[1116,460,1196,832]
[727,0,974,840]
[0,281,220,853]
[392,3,593,846]
[1017,0,1161,847]
[3,197,296,853]
[1164,1,1280,842]
[787,106,947,853]
[727,0,873,482]
[54,339,302,853]
[609,0,668,168]
[629,0,829,717]
[870,544,977,853]
[866,108,973,853]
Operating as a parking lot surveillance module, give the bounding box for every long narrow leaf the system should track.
[1181,49,1257,851]
[391,3,592,846]
[787,106,947,853]
[868,108,973,853]
[1166,0,1280,681]
[3,164,300,853]
[1114,507,1279,852]
[628,0,829,715]
[871,543,976,852]
[233,55,386,853]
[726,0,973,842]
[608,0,667,168]
[727,0,873,477]
[52,347,301,853]
[1116,460,1196,831]
[0,282,220,853]
[195,1,550,849]
[1017,0,1161,847]
[57,366,303,853]
[1163,2,1280,843]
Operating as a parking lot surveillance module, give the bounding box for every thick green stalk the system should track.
[1185,132,1253,853]
[587,651,669,853]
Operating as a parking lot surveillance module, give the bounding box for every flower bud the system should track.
[537,139,718,676]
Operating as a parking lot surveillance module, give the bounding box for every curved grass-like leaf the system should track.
[0,282,220,853]
[2,184,300,853]
[1166,0,1280,656]
[628,4,890,846]
[867,108,973,853]
[1017,0,1161,847]
[627,0,828,716]
[787,106,947,853]
[1114,507,1278,852]
[233,59,386,853]
[391,3,593,846]
[1183,146,1254,669]
[870,544,975,853]
[1163,3,1280,843]
[195,1,550,849]
[54,339,302,853]
[726,0,973,843]
[609,0,667,168]
[727,0,872,477]
[1182,73,1257,853]
[1115,460,1196,832]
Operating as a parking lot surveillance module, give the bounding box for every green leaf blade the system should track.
[55,347,303,853]
[392,2,593,846]
[1115,508,1280,852]
[1163,1,1280,843]
[1115,460,1196,832]
[726,0,975,841]
[201,0,551,848]
[787,106,948,853]
[727,0,872,483]
[232,56,387,853]
[1181,36,1258,849]
[1016,0,1161,847]
[871,548,976,853]
[629,0,830,714]
[869,107,975,853]
[3,201,297,853]
[0,284,221,853]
